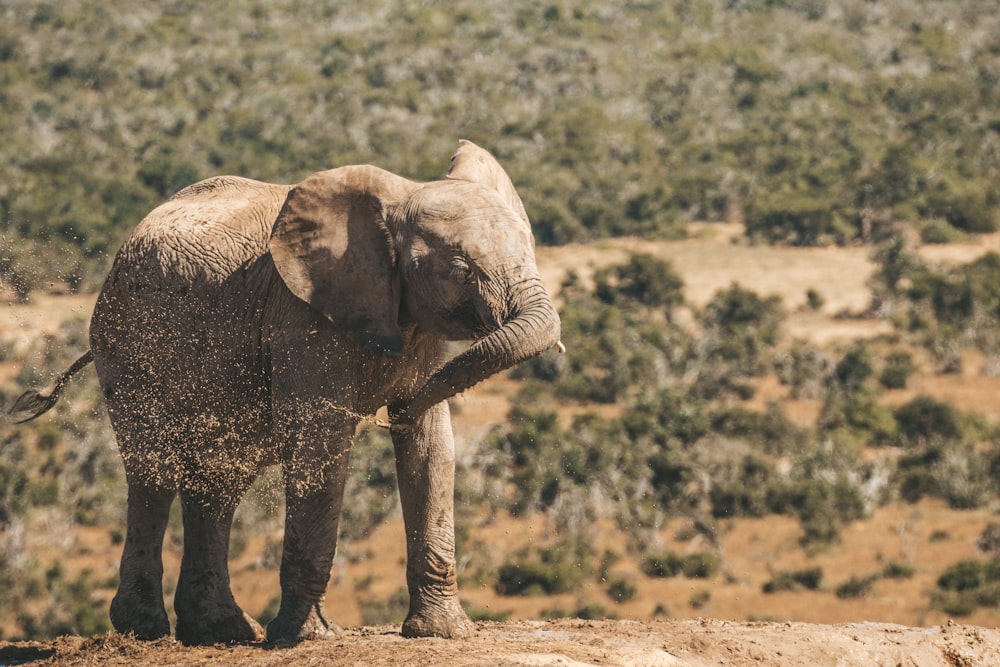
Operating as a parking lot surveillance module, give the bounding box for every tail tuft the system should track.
[8,388,59,423]
[5,350,94,424]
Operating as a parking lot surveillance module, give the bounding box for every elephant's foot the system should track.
[110,589,170,640]
[266,602,342,642]
[175,609,264,646]
[401,598,474,639]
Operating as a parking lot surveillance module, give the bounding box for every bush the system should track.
[680,552,721,579]
[835,574,878,599]
[495,541,591,596]
[339,426,398,540]
[770,478,867,547]
[938,561,995,592]
[529,283,678,403]
[594,253,685,311]
[640,551,719,579]
[700,283,785,376]
[879,351,915,390]
[709,453,779,518]
[745,189,851,246]
[933,559,1000,616]
[894,396,963,447]
[606,577,637,603]
[897,450,942,503]
[641,552,684,579]
[978,523,1000,559]
[763,567,823,593]
[922,179,1000,233]
[882,562,915,580]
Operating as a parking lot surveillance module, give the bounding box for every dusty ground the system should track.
[1,618,998,666]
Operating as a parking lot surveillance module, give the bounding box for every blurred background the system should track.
[2,0,1000,640]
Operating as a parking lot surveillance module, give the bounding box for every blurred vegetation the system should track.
[8,251,1000,638]
[3,0,1000,294]
[457,251,1000,601]
[5,0,1000,640]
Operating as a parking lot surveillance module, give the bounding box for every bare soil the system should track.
[2,617,998,666]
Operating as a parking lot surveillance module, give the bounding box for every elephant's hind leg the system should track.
[111,482,174,640]
[173,476,265,645]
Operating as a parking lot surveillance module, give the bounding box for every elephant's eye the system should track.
[449,258,475,285]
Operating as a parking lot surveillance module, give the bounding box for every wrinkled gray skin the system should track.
[18,142,560,645]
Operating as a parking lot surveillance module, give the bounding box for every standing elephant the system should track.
[10,141,561,645]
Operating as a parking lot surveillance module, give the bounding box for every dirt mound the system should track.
[2,618,997,666]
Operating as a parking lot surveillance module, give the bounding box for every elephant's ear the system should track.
[446,140,530,226]
[270,165,418,357]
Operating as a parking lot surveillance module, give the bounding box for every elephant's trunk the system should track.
[399,278,560,423]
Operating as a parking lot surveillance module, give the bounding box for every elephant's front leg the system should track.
[265,419,351,642]
[390,401,474,638]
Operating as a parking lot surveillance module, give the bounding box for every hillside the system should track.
[3,0,1000,295]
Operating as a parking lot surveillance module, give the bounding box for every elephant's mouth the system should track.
[442,299,500,341]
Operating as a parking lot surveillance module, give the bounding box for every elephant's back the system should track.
[110,176,291,290]
[90,177,286,425]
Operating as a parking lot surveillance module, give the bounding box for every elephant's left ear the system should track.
[446,140,530,226]
[270,165,419,357]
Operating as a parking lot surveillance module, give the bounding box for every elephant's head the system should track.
[269,140,561,421]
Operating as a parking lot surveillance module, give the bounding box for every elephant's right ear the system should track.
[269,165,418,357]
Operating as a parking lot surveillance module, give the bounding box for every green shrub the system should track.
[922,179,1000,233]
[641,552,684,579]
[574,603,611,620]
[594,253,685,311]
[462,603,511,622]
[709,453,778,518]
[700,284,785,376]
[897,449,942,503]
[495,541,591,596]
[680,552,721,579]
[879,351,915,390]
[978,523,1000,559]
[894,396,963,447]
[882,562,916,580]
[805,288,825,310]
[937,560,1000,592]
[688,590,711,610]
[745,189,851,246]
[835,574,878,599]
[774,342,829,399]
[919,219,965,244]
[763,477,866,547]
[763,567,824,593]
[606,577,637,603]
[640,551,719,579]
[933,591,979,617]
[933,560,1000,615]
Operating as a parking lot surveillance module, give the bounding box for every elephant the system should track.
[9,140,562,645]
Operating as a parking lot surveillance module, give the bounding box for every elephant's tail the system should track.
[7,349,94,424]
